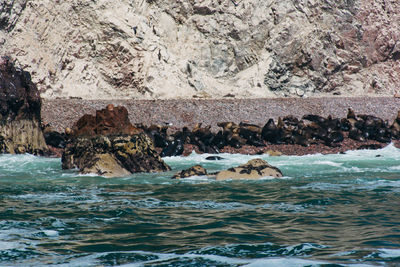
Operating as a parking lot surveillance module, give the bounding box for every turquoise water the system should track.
[1,145,400,266]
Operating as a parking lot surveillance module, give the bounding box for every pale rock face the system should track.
[0,0,399,99]
[216,158,283,180]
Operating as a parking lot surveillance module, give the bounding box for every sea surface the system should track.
[1,145,400,266]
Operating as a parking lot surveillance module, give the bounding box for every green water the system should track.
[1,145,400,266]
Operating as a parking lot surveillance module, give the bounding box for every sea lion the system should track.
[217,122,237,132]
[290,131,309,146]
[349,127,366,142]
[390,111,400,138]
[302,114,326,125]
[261,118,280,144]
[205,156,225,160]
[211,131,228,149]
[227,133,246,148]
[324,130,344,147]
[239,122,262,134]
[160,138,184,157]
[282,115,299,126]
[340,118,352,131]
[149,129,168,148]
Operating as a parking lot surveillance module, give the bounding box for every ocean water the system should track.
[1,145,400,266]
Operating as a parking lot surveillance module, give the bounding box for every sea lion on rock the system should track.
[347,108,359,128]
[302,114,326,125]
[390,110,400,138]
[212,131,228,149]
[172,165,208,179]
[340,118,352,131]
[160,138,184,157]
[282,115,299,126]
[261,119,281,144]
[324,130,344,147]
[349,127,366,142]
[239,122,262,134]
[217,122,237,132]
[216,159,283,180]
[227,133,246,148]
[238,126,264,147]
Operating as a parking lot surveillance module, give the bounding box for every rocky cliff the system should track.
[0,56,47,154]
[1,0,399,99]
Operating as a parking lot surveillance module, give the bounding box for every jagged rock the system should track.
[0,56,47,155]
[62,133,171,177]
[72,104,142,136]
[216,159,283,180]
[63,104,170,177]
[171,165,207,179]
[1,1,399,99]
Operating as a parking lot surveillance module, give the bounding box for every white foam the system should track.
[10,190,104,204]
[377,248,400,258]
[42,230,59,237]
[0,241,20,250]
[244,258,374,267]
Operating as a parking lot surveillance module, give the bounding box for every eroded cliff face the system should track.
[0,56,47,154]
[0,0,399,99]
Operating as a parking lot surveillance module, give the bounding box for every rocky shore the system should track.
[40,98,400,156]
[42,98,400,134]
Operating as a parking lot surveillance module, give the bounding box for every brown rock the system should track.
[72,105,143,137]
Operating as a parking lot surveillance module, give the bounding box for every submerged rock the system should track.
[171,158,282,180]
[172,165,208,179]
[62,133,170,178]
[216,159,283,180]
[0,56,47,155]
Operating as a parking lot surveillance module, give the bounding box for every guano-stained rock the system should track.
[216,159,283,180]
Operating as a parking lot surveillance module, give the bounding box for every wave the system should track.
[0,246,381,267]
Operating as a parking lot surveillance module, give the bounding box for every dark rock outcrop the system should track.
[172,165,207,179]
[0,56,47,154]
[62,133,171,177]
[62,105,170,177]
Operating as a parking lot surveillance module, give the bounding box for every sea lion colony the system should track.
[44,108,400,157]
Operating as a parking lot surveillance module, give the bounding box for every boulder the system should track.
[171,158,283,180]
[216,159,283,180]
[0,56,47,155]
[172,165,208,179]
[62,133,171,178]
